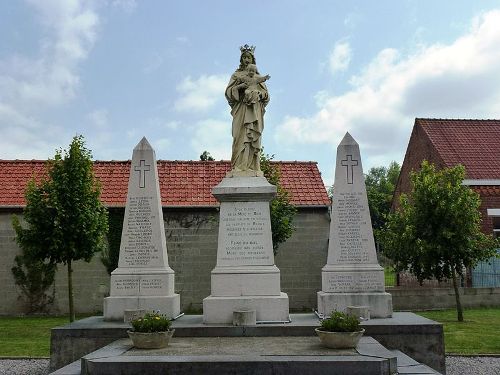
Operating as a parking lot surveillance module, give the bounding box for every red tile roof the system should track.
[416,119,500,180]
[0,160,330,208]
[471,185,500,196]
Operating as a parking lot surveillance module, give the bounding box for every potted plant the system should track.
[315,311,365,349]
[128,312,174,349]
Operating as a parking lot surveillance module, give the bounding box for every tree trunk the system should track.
[67,260,75,322]
[451,270,464,322]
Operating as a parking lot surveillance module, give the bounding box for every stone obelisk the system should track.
[104,137,180,320]
[317,132,392,318]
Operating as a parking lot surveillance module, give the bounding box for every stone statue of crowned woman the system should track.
[225,45,270,176]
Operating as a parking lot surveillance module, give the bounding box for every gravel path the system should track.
[446,356,500,375]
[0,359,49,375]
[0,356,498,374]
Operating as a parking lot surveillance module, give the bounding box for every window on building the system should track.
[493,216,500,239]
[487,209,500,239]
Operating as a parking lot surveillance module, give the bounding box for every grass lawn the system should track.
[0,316,73,357]
[417,307,500,355]
[384,266,396,287]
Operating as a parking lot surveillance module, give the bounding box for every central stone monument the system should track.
[103,137,180,320]
[203,45,289,323]
[317,132,393,318]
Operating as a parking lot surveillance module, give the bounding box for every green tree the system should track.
[380,161,498,321]
[13,135,108,322]
[365,161,400,233]
[365,161,400,261]
[11,210,57,313]
[200,151,215,161]
[260,152,297,255]
[101,208,124,275]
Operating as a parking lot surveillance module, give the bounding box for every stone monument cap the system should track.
[339,132,357,146]
[135,136,153,151]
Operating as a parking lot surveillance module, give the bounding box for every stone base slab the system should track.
[211,265,281,296]
[317,291,393,318]
[109,271,175,296]
[321,266,385,294]
[203,293,289,323]
[104,294,180,321]
[75,336,404,375]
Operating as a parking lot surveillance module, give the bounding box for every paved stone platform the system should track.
[52,335,441,375]
[50,312,445,373]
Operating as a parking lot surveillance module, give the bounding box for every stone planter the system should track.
[127,329,175,349]
[315,328,365,349]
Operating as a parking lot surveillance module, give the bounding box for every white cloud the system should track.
[190,119,232,160]
[153,138,171,153]
[0,0,99,158]
[175,36,190,44]
[275,10,500,167]
[174,74,228,112]
[164,121,180,130]
[111,0,137,13]
[87,109,109,129]
[329,41,352,74]
[0,103,64,159]
[344,12,363,29]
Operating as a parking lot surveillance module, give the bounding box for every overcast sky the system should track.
[2,1,500,185]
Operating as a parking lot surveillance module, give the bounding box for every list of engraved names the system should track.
[325,272,384,292]
[336,192,370,263]
[123,196,160,267]
[113,277,165,295]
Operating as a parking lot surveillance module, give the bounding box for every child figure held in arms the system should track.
[239,63,270,105]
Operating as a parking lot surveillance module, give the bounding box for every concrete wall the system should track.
[0,209,110,316]
[390,287,500,311]
[0,206,330,315]
[275,207,330,310]
[5,205,500,316]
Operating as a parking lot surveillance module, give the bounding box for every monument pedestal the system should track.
[103,269,180,320]
[317,292,392,319]
[318,264,392,318]
[203,176,289,324]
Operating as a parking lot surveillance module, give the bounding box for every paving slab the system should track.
[81,336,396,375]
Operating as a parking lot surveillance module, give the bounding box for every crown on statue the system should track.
[240,44,256,55]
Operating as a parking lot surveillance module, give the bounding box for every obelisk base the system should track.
[104,269,180,321]
[104,294,180,321]
[203,293,289,324]
[317,291,392,318]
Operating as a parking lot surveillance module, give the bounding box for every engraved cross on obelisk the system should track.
[134,160,151,188]
[341,155,358,184]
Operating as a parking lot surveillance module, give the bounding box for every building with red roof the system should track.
[0,160,330,208]
[0,160,330,315]
[394,118,500,238]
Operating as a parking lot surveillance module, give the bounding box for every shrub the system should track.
[130,312,172,333]
[319,311,361,332]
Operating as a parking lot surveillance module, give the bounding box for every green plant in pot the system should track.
[128,312,174,349]
[315,310,365,349]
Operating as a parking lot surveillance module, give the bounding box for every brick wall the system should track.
[0,206,330,315]
[393,122,445,209]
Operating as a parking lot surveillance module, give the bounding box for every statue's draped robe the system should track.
[226,70,269,172]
